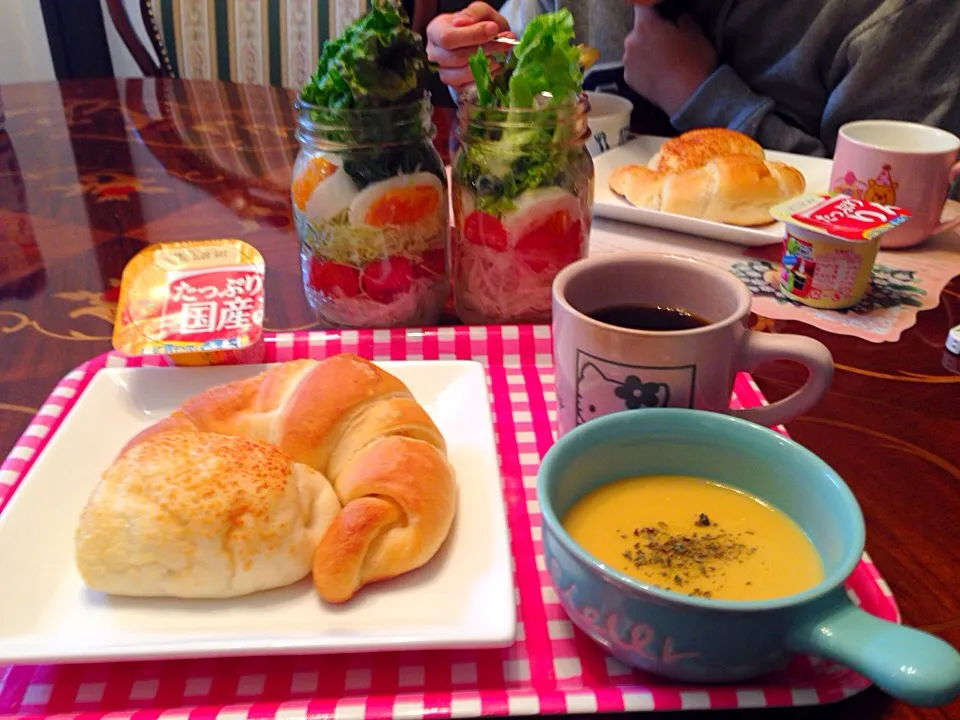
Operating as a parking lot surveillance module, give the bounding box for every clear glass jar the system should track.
[451,93,594,325]
[292,98,449,328]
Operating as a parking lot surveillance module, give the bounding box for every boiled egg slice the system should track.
[348,172,443,227]
[292,154,360,223]
[501,187,581,247]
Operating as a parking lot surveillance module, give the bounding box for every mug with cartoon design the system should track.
[552,253,835,437]
[584,91,634,158]
[830,120,960,249]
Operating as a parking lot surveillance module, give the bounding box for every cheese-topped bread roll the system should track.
[75,430,341,599]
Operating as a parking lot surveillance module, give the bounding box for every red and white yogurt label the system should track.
[772,194,911,241]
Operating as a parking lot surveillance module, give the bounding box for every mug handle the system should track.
[731,331,834,427]
[930,161,960,235]
[786,589,960,707]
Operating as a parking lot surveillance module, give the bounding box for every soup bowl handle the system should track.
[785,589,960,707]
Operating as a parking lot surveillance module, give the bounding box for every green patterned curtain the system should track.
[147,0,370,89]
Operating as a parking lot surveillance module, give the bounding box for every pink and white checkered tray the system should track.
[0,326,899,719]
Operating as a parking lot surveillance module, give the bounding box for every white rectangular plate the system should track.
[592,136,834,246]
[0,361,516,664]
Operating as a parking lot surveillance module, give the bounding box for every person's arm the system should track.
[671,3,960,157]
[668,65,829,156]
[820,3,960,150]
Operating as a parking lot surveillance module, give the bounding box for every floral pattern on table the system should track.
[0,279,118,342]
[51,172,171,203]
[729,260,927,314]
[54,284,118,325]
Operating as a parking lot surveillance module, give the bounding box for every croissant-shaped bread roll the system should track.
[118,354,458,603]
[610,154,806,227]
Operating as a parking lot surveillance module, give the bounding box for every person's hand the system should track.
[426,2,513,89]
[622,5,717,116]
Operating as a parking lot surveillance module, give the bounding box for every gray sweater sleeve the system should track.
[669,65,829,156]
[670,1,960,157]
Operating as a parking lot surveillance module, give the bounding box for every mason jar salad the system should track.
[451,10,595,325]
[292,0,448,328]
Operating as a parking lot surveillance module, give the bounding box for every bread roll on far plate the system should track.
[610,154,806,226]
[75,431,341,599]
[648,127,765,174]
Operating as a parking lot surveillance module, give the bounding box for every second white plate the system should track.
[592,136,834,246]
[0,360,516,664]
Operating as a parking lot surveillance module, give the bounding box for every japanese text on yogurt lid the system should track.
[113,239,265,358]
[772,193,911,242]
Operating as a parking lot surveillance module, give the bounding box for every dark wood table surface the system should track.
[0,79,958,720]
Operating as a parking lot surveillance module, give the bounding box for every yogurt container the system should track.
[113,239,266,366]
[772,194,911,309]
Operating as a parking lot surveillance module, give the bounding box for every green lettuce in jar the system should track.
[456,9,596,217]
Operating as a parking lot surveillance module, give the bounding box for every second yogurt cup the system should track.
[773,194,911,309]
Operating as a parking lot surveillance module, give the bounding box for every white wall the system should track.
[0,0,56,84]
[0,0,154,85]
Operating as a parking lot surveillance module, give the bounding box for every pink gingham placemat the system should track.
[0,325,900,719]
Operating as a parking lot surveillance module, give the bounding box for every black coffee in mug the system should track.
[587,303,710,331]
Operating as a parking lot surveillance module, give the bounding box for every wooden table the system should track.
[0,79,958,720]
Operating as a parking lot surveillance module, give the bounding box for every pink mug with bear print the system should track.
[830,120,960,249]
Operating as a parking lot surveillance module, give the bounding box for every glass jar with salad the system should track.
[451,10,595,325]
[292,0,448,328]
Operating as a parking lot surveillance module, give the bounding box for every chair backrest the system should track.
[106,0,370,90]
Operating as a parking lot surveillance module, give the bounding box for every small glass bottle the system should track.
[451,92,594,324]
[292,98,449,328]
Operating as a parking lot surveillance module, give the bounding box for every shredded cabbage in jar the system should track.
[298,210,444,266]
[453,242,555,323]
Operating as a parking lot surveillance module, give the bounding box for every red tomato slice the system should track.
[513,209,573,255]
[462,211,508,252]
[515,212,583,273]
[361,256,414,303]
[414,248,446,278]
[562,219,584,257]
[308,257,361,298]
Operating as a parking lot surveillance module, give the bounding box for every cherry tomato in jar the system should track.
[463,211,508,252]
[414,248,447,278]
[361,256,414,304]
[309,257,361,298]
[513,211,583,273]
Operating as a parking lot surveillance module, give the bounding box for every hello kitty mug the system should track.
[830,120,960,249]
[551,253,835,437]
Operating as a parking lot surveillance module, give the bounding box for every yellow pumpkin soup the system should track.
[562,475,824,601]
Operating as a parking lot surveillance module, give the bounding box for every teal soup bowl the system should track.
[537,409,960,707]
